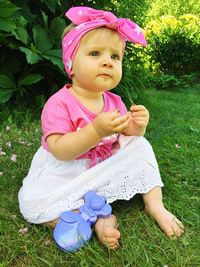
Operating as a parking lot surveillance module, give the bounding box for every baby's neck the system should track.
[70,85,103,100]
[69,85,104,114]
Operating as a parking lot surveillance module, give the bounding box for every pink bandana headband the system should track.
[62,6,147,78]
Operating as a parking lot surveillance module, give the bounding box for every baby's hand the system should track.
[92,110,130,137]
[125,105,149,136]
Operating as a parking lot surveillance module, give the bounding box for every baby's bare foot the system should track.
[95,214,120,249]
[145,205,184,238]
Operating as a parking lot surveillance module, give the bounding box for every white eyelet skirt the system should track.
[18,135,163,224]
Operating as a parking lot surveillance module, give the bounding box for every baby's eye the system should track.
[111,54,120,60]
[89,51,100,56]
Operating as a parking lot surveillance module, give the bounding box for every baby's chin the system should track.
[94,82,120,92]
[81,79,120,92]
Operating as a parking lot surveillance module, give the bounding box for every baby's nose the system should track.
[101,56,113,68]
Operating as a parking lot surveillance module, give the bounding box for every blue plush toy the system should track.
[53,191,112,252]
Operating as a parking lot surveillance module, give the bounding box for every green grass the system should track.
[0,88,200,266]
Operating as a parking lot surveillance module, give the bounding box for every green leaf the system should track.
[13,27,28,44]
[16,16,27,28]
[33,25,53,52]
[18,74,43,87]
[35,94,46,109]
[50,18,66,41]
[0,1,18,18]
[44,49,61,58]
[42,0,57,13]
[0,17,16,32]
[0,74,16,89]
[42,11,48,28]
[42,49,64,72]
[19,47,42,64]
[0,89,13,104]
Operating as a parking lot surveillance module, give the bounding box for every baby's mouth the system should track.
[98,73,112,79]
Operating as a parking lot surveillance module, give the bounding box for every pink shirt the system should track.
[41,85,127,167]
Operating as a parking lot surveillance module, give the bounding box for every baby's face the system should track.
[71,27,124,92]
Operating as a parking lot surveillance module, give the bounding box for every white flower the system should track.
[0,148,6,156]
[175,144,181,149]
[19,227,28,236]
[6,142,11,148]
[11,154,17,162]
[19,140,27,145]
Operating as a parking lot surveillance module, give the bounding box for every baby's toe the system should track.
[105,227,120,239]
[105,239,119,250]
[103,228,120,249]
[175,224,184,236]
[165,229,175,238]
[105,237,118,244]
[167,218,184,238]
[108,243,119,250]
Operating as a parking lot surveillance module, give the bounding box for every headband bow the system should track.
[62,6,147,78]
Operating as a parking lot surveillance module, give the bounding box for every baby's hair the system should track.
[62,23,77,40]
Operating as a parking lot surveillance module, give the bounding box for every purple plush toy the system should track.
[53,191,112,252]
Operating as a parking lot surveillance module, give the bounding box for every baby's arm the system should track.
[46,111,130,161]
[124,105,149,136]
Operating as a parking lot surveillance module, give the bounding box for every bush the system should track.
[0,0,73,105]
[144,14,200,77]
[144,0,200,23]
[0,0,148,106]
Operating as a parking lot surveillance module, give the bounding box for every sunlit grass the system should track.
[0,87,200,266]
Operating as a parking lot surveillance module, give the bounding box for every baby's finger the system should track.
[131,110,148,117]
[114,120,129,133]
[109,111,121,120]
[130,105,149,116]
[112,114,130,126]
[130,105,148,112]
[132,114,149,122]
[132,120,147,128]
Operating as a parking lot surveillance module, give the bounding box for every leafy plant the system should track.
[149,74,181,90]
[143,14,200,77]
[0,73,43,103]
[144,0,200,23]
[0,0,148,106]
[0,0,74,105]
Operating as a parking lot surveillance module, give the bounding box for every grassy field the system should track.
[0,87,200,266]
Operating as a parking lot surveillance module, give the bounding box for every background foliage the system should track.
[0,0,199,106]
[0,0,71,105]
[144,14,200,76]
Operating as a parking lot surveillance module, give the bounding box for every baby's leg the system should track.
[45,209,80,228]
[94,214,120,249]
[45,218,60,228]
[143,186,184,238]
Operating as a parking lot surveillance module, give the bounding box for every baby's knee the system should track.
[129,136,154,154]
[140,137,154,151]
